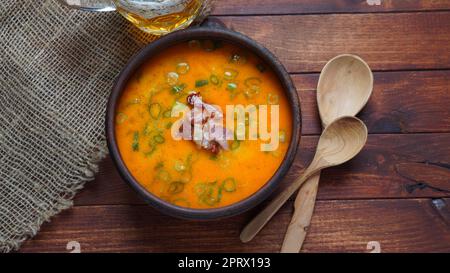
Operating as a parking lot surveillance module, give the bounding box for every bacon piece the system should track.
[179,92,232,154]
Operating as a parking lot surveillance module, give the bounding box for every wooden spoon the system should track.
[240,116,368,243]
[280,54,373,253]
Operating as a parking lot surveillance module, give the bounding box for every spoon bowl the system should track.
[240,116,368,243]
[315,116,368,166]
[318,54,373,127]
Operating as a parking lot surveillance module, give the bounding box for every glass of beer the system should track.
[59,0,212,35]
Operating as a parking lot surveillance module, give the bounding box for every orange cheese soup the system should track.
[115,40,292,209]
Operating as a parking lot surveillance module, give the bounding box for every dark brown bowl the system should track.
[106,20,301,220]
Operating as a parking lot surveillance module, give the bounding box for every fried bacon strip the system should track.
[178,92,232,154]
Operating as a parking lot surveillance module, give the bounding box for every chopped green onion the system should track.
[153,134,165,144]
[154,161,164,170]
[156,169,171,182]
[149,102,161,119]
[195,181,223,206]
[244,77,262,98]
[245,77,262,88]
[203,194,221,206]
[203,188,222,206]
[223,68,238,80]
[195,79,209,87]
[132,131,139,151]
[171,83,186,94]
[116,112,128,124]
[174,160,187,172]
[210,74,219,85]
[221,178,236,192]
[267,93,279,105]
[165,121,173,129]
[166,72,179,86]
[143,122,151,136]
[176,62,190,75]
[227,82,237,91]
[194,183,207,196]
[163,109,172,118]
[144,142,156,157]
[168,181,184,194]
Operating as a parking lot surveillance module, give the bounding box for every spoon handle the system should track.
[240,162,321,243]
[280,172,320,253]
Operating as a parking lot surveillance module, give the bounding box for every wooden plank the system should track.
[296,71,450,135]
[74,133,450,206]
[19,198,450,252]
[214,12,450,72]
[213,0,450,15]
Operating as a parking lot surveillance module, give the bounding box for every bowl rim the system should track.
[106,25,302,220]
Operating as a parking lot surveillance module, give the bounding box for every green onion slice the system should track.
[116,112,128,124]
[195,79,209,87]
[166,72,179,86]
[176,62,190,75]
[165,121,173,129]
[244,77,262,88]
[153,134,165,144]
[194,183,207,196]
[210,74,219,85]
[227,82,237,91]
[163,109,172,118]
[168,181,184,194]
[156,169,171,182]
[174,160,187,172]
[223,68,238,80]
[221,178,237,192]
[171,83,186,94]
[244,77,262,98]
[149,102,162,119]
[132,131,139,151]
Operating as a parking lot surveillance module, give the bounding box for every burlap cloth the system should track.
[0,0,212,252]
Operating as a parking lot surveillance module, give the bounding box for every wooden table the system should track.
[21,0,450,253]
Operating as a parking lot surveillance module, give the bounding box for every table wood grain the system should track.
[20,0,450,253]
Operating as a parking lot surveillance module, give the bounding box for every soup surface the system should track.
[115,40,292,209]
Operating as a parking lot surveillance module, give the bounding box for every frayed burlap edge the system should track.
[0,145,109,253]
